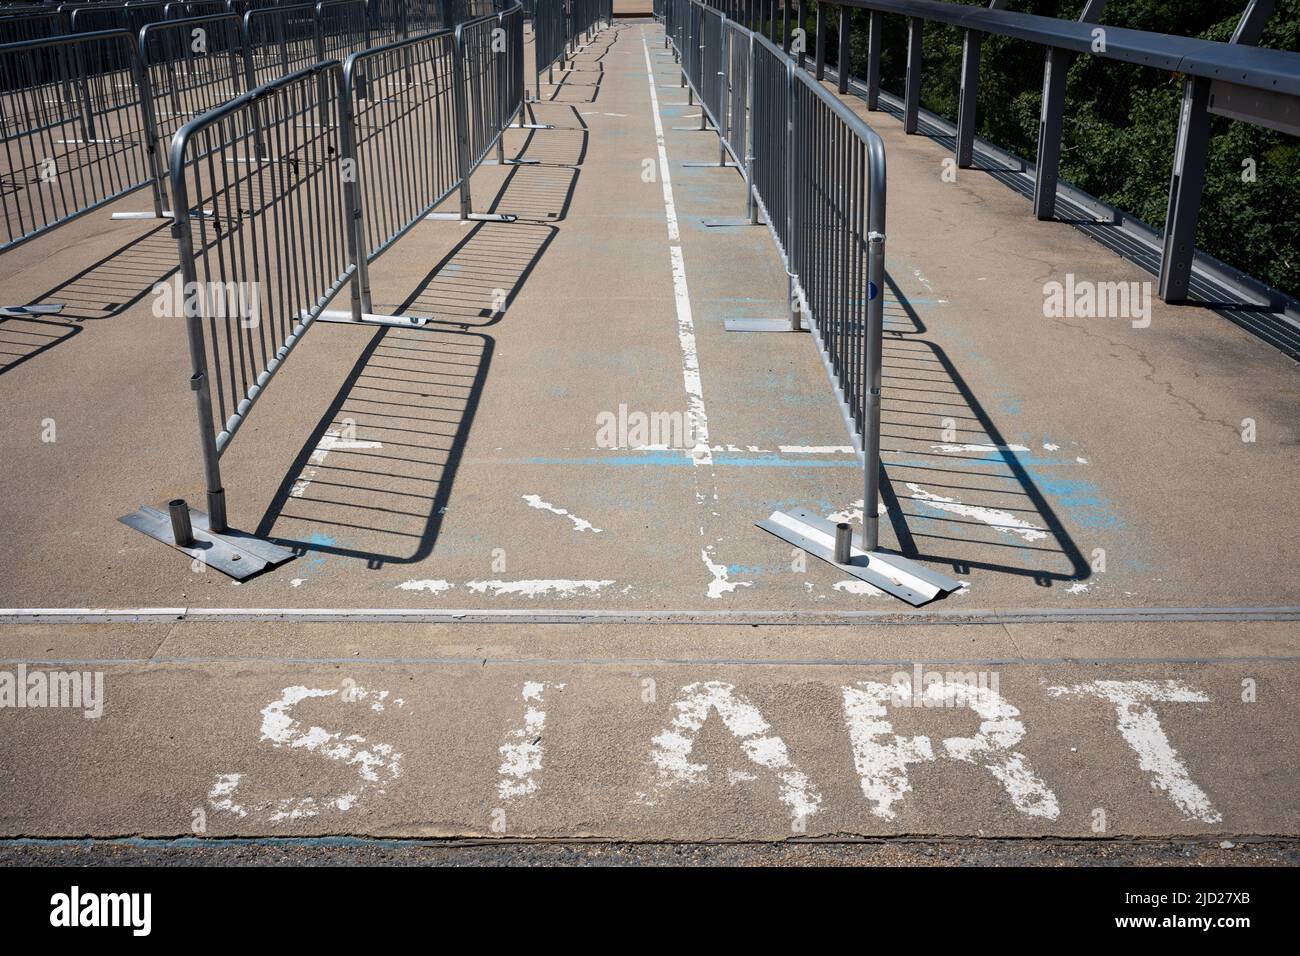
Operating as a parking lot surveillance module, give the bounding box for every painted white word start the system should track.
[205,676,1227,829]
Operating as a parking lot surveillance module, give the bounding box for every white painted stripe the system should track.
[642,30,711,467]
[906,482,1048,543]
[779,445,857,455]
[1047,679,1222,823]
[521,494,602,533]
[930,443,1030,454]
[465,580,615,598]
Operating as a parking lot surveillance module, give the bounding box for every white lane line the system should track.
[641,29,711,467]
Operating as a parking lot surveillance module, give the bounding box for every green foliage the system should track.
[836,0,1300,297]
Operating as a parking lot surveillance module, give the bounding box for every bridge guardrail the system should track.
[719,0,1300,311]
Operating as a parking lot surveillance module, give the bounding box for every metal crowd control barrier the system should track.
[0,10,70,45]
[122,4,532,571]
[243,2,320,88]
[115,12,246,219]
[70,3,168,36]
[531,0,566,97]
[120,62,347,576]
[0,30,153,255]
[669,0,961,605]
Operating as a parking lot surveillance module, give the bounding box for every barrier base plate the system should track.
[0,304,63,317]
[120,505,296,580]
[756,508,963,607]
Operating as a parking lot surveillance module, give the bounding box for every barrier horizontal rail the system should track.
[0,11,70,46]
[127,12,246,218]
[122,2,542,574]
[669,0,961,605]
[122,61,353,575]
[0,29,153,253]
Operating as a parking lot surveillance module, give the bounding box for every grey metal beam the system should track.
[815,3,826,80]
[1159,0,1274,302]
[903,16,922,133]
[1033,0,1106,220]
[838,5,851,94]
[865,9,881,110]
[822,0,1300,98]
[955,0,1007,169]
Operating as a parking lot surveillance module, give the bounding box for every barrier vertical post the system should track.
[785,53,799,331]
[453,23,474,219]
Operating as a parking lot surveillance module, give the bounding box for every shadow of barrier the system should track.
[0,314,82,375]
[118,3,611,578]
[669,0,962,605]
[256,115,581,564]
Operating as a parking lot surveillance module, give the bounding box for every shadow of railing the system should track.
[0,315,81,375]
[254,120,584,566]
[26,222,177,322]
[874,317,1091,586]
[256,325,491,567]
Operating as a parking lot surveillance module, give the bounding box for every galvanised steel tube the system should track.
[672,0,889,549]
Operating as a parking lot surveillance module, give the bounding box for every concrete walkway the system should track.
[0,20,1296,846]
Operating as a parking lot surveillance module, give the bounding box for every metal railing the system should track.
[168,61,353,530]
[668,0,961,604]
[340,28,461,315]
[132,2,528,567]
[531,0,566,95]
[713,0,1300,312]
[0,1,518,257]
[0,29,153,252]
[134,12,246,215]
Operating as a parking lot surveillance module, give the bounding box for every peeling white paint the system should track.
[208,773,246,818]
[1066,582,1090,594]
[931,443,1029,454]
[906,483,1048,542]
[833,580,885,596]
[1043,442,1060,451]
[827,498,886,525]
[841,683,934,819]
[1047,679,1221,824]
[930,682,1060,819]
[840,680,1059,820]
[522,494,602,533]
[702,548,752,599]
[465,579,614,598]
[640,681,822,828]
[395,579,454,594]
[209,683,403,824]
[498,681,552,801]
